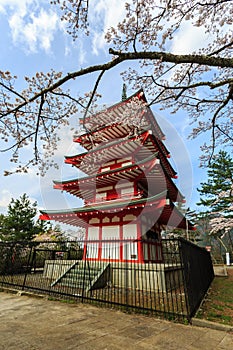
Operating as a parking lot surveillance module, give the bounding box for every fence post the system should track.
[178,238,191,321]
[81,246,88,303]
[125,241,129,311]
[22,244,33,291]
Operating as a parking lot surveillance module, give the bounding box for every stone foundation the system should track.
[43,260,183,292]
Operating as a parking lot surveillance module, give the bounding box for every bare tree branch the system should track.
[109,49,233,68]
[1,50,232,121]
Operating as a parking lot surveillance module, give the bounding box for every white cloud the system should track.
[9,8,60,54]
[0,188,40,218]
[0,0,32,15]
[90,0,128,55]
[0,0,61,54]
[171,22,210,54]
[0,189,12,211]
[77,40,87,66]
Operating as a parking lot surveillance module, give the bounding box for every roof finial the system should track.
[121,83,127,101]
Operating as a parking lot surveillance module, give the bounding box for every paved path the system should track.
[0,291,232,350]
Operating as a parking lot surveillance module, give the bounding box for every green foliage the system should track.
[194,212,212,244]
[196,151,233,253]
[34,223,66,243]
[165,203,198,242]
[0,214,7,237]
[197,150,233,213]
[196,270,233,326]
[0,194,47,241]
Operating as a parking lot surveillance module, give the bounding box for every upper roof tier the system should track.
[65,129,177,178]
[75,90,165,150]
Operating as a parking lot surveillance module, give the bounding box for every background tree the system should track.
[0,214,8,238]
[34,223,65,242]
[164,203,198,242]
[0,194,43,241]
[197,150,233,255]
[197,151,233,212]
[193,212,222,260]
[0,0,232,174]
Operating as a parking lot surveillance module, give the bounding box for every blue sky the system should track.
[0,0,209,219]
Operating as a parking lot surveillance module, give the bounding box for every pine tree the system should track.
[197,150,233,213]
[1,194,39,241]
[197,151,233,256]
[0,214,7,237]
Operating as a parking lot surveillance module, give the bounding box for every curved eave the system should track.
[79,90,145,127]
[53,154,159,200]
[39,191,193,230]
[166,176,185,203]
[66,129,149,160]
[74,124,151,151]
[65,130,152,174]
[144,168,185,203]
[140,134,177,179]
[76,90,165,146]
[68,131,177,180]
[39,191,168,227]
[144,107,165,140]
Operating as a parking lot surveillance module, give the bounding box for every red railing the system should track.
[84,191,143,205]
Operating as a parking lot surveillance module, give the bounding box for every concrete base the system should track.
[43,260,183,292]
[43,260,78,279]
[110,262,183,292]
[213,265,228,277]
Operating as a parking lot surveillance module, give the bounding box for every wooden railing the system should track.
[84,191,143,205]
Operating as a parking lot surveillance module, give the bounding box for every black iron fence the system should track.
[0,238,214,322]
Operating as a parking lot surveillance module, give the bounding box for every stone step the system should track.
[56,279,91,289]
[66,271,99,279]
[51,262,110,292]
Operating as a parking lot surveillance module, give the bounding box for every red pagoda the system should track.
[40,90,194,264]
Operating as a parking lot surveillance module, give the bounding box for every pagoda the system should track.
[40,90,194,264]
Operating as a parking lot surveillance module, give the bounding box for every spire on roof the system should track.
[121,83,127,101]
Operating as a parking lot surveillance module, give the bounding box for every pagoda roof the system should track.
[40,191,168,227]
[137,133,176,178]
[65,129,177,178]
[75,121,167,154]
[77,89,165,143]
[53,153,184,203]
[39,190,193,230]
[54,153,159,198]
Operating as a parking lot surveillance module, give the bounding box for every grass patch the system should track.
[196,267,233,326]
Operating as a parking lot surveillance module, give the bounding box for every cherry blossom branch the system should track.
[210,90,233,161]
[216,125,233,142]
[34,94,45,161]
[51,91,86,109]
[0,81,27,102]
[1,48,232,173]
[108,49,233,68]
[0,131,37,152]
[1,50,232,122]
[82,70,105,131]
[208,40,233,56]
[148,77,233,104]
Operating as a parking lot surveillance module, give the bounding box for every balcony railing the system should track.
[84,191,143,205]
